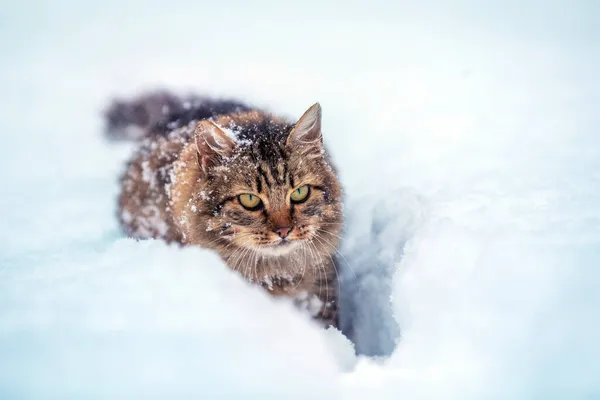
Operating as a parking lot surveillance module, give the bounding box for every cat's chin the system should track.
[254,240,302,257]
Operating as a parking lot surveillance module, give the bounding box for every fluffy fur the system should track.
[104,90,253,140]
[109,92,343,327]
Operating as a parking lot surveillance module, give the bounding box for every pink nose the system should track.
[274,226,292,239]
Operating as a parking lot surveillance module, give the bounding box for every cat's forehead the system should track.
[213,111,291,145]
[213,151,324,199]
[213,111,288,129]
[208,110,330,192]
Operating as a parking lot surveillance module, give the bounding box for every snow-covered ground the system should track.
[1,0,600,398]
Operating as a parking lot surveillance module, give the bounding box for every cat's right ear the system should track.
[286,103,323,158]
[194,120,236,173]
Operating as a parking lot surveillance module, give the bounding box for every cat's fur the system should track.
[104,91,253,140]
[108,91,343,327]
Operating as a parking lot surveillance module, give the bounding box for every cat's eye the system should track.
[238,193,263,210]
[290,185,310,203]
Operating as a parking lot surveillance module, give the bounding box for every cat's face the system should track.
[191,104,342,264]
[208,152,340,258]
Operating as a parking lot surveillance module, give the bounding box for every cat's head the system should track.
[186,104,343,269]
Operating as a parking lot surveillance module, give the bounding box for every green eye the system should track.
[290,185,310,203]
[238,194,262,210]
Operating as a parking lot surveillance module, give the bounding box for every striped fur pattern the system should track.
[112,92,343,327]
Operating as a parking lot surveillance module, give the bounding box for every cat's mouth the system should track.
[255,239,301,256]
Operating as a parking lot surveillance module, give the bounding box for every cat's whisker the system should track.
[196,233,230,248]
[309,240,330,307]
[245,246,257,282]
[316,228,344,241]
[239,246,253,280]
[241,243,256,283]
[251,245,260,284]
[314,231,357,280]
[242,243,260,281]
[291,242,307,291]
[229,243,256,279]
[199,229,256,249]
[305,240,324,301]
[311,234,342,299]
[226,246,246,276]
[312,222,343,227]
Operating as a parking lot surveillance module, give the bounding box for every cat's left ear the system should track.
[286,103,323,157]
[194,120,236,173]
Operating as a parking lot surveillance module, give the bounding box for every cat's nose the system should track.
[274,226,292,239]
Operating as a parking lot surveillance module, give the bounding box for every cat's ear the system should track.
[194,120,236,173]
[286,103,323,157]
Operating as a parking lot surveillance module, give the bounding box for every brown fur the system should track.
[118,100,343,327]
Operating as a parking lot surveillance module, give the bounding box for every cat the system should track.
[106,91,343,327]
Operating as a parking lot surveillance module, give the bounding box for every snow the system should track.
[1,0,600,398]
[0,240,342,397]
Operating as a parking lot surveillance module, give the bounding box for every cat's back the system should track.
[118,121,198,242]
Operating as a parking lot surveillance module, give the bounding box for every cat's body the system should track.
[109,92,343,327]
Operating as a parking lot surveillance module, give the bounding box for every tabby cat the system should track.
[106,92,343,327]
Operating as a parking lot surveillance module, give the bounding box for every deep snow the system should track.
[1,0,600,398]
